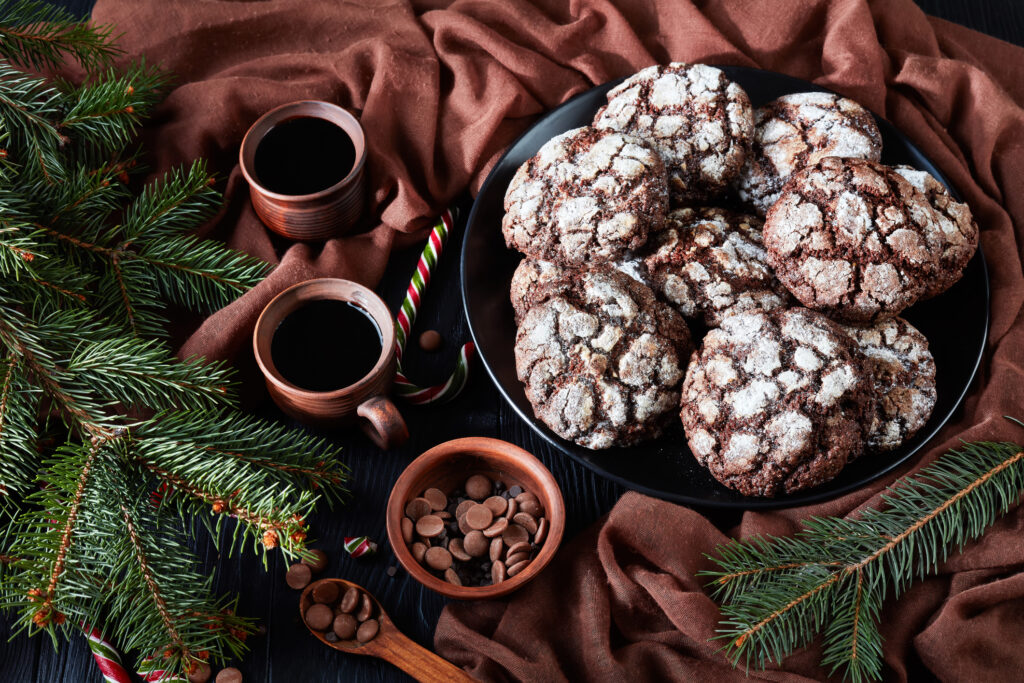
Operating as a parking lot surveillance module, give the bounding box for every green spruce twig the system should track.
[702,425,1024,683]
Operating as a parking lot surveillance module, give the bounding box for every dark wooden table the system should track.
[2,2,1021,681]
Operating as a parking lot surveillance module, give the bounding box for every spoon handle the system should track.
[379,631,476,683]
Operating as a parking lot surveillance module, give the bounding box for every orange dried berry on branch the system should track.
[290,529,306,544]
[262,529,278,548]
[211,500,226,514]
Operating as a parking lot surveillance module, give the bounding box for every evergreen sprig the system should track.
[703,428,1024,683]
[0,3,349,678]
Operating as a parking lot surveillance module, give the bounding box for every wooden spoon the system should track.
[300,578,476,683]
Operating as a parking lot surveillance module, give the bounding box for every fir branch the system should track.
[0,0,118,71]
[120,161,219,242]
[0,59,63,179]
[0,355,41,496]
[59,63,167,156]
[703,435,1024,682]
[68,339,235,413]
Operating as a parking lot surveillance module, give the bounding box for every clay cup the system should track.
[253,278,408,448]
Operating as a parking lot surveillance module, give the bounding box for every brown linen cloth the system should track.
[91,0,1024,680]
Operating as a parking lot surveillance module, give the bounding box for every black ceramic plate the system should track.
[461,66,989,509]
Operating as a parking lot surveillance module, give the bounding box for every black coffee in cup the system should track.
[271,299,382,392]
[254,117,355,195]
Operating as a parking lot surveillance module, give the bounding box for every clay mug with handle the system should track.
[253,278,409,449]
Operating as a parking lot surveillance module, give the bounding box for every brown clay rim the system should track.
[239,100,367,202]
[386,436,566,600]
[252,278,395,400]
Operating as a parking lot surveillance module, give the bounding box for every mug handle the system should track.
[356,396,409,449]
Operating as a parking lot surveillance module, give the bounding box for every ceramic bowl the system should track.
[386,437,565,599]
[240,100,366,241]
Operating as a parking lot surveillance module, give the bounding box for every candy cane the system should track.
[393,209,474,405]
[82,625,133,683]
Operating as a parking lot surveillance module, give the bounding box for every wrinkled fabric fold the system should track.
[90,0,1024,680]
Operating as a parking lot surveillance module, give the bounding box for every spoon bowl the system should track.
[300,578,475,682]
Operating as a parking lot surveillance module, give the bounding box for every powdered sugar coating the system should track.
[892,165,978,298]
[680,307,872,496]
[515,268,692,449]
[594,63,753,204]
[841,316,936,452]
[643,207,791,326]
[763,157,946,323]
[502,126,668,266]
[735,92,882,215]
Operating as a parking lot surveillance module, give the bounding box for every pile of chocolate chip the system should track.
[401,474,548,587]
[303,582,380,644]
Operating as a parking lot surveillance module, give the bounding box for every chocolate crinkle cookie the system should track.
[892,165,979,298]
[502,125,668,266]
[735,92,882,216]
[681,308,873,497]
[643,207,791,326]
[840,316,936,453]
[515,268,692,449]
[510,258,651,325]
[594,62,753,204]
[763,156,946,323]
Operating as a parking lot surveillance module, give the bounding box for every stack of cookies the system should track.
[503,62,979,497]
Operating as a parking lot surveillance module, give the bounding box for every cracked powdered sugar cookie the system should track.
[840,316,936,453]
[510,258,651,325]
[680,307,873,497]
[892,165,979,298]
[594,62,753,204]
[643,207,791,327]
[763,156,946,323]
[502,125,668,266]
[735,91,882,216]
[514,268,692,449]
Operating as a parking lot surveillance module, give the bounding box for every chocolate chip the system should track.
[519,497,544,518]
[455,499,474,518]
[465,504,494,530]
[415,514,444,538]
[401,517,414,544]
[534,517,549,545]
[482,517,508,538]
[418,330,442,352]
[425,546,453,571]
[444,568,462,586]
[449,538,472,562]
[405,497,432,521]
[304,603,333,631]
[411,542,427,563]
[285,563,311,590]
[423,487,447,511]
[506,551,530,567]
[215,668,243,683]
[505,541,531,558]
[465,474,492,500]
[356,619,379,643]
[324,631,339,643]
[188,663,212,683]
[463,530,489,557]
[513,512,538,535]
[502,523,529,547]
[505,498,518,520]
[507,559,530,578]
[457,513,473,535]
[483,495,508,516]
[491,561,507,583]
[339,586,360,613]
[508,485,523,497]
[357,593,374,622]
[312,581,339,604]
[301,549,329,573]
[386,565,398,578]
[489,537,504,562]
[333,613,358,640]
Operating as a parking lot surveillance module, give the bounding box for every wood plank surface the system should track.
[0,2,1020,681]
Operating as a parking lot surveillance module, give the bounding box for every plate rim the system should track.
[460,65,991,510]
